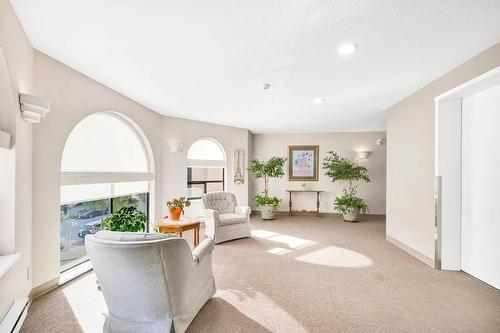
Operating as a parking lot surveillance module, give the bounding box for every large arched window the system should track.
[186,138,225,200]
[60,112,153,271]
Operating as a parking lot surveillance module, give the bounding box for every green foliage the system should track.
[100,206,147,232]
[83,198,109,212]
[254,194,280,211]
[322,151,370,186]
[323,151,371,216]
[334,191,368,215]
[113,195,137,212]
[166,197,191,213]
[248,156,286,198]
[248,157,287,179]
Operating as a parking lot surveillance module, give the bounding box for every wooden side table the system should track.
[286,190,323,217]
[154,220,201,247]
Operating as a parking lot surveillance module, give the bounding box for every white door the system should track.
[461,84,500,289]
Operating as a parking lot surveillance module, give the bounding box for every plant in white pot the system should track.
[248,156,286,220]
[322,151,370,222]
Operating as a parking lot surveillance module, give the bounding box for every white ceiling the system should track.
[10,0,500,133]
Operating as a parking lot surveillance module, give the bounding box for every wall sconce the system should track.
[168,142,184,153]
[376,138,386,146]
[0,129,11,149]
[357,151,371,159]
[19,93,50,123]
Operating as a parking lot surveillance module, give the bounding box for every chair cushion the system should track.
[94,230,176,242]
[219,213,247,226]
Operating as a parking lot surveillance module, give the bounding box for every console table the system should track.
[286,190,323,217]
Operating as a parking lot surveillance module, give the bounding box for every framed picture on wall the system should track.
[288,145,319,181]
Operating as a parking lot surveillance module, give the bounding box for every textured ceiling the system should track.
[10,0,500,133]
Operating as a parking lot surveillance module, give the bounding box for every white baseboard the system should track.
[0,298,29,333]
[386,235,435,267]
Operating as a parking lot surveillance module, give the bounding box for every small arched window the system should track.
[60,112,153,271]
[186,138,226,199]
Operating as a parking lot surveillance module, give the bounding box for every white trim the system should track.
[435,65,500,271]
[435,66,500,101]
[386,235,434,267]
[187,159,225,167]
[0,298,29,333]
[59,260,93,285]
[0,253,20,278]
[61,172,153,185]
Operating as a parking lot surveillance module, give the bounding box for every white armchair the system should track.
[85,231,215,333]
[202,191,251,244]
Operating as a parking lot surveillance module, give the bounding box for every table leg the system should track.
[289,191,293,216]
[316,192,320,217]
[194,228,199,247]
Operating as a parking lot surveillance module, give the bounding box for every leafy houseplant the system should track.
[100,206,147,232]
[248,156,286,220]
[322,151,370,222]
[167,197,190,220]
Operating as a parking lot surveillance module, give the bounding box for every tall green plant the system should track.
[248,157,286,197]
[100,206,147,232]
[322,151,370,194]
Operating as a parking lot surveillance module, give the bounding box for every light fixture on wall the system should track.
[19,93,50,123]
[356,151,371,159]
[168,142,184,153]
[376,138,385,145]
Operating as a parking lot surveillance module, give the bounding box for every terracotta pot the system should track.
[169,207,183,220]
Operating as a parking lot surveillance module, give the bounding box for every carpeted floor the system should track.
[21,215,500,332]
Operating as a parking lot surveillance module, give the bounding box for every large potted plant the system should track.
[322,151,370,222]
[100,206,147,232]
[248,156,286,220]
[166,197,190,220]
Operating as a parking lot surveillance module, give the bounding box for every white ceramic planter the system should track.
[260,204,275,220]
[342,208,360,222]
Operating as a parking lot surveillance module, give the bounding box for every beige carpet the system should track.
[21,215,500,332]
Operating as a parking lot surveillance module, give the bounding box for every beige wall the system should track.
[162,117,250,217]
[251,132,386,214]
[0,0,34,318]
[386,42,500,264]
[32,51,165,288]
[31,51,251,288]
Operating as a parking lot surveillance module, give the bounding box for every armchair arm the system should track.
[192,238,214,263]
[204,209,219,238]
[236,205,251,217]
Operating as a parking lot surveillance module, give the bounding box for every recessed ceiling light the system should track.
[313,97,325,104]
[338,43,357,55]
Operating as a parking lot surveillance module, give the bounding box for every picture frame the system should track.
[288,145,319,181]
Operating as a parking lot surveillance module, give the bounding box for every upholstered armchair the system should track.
[202,191,251,244]
[85,231,215,333]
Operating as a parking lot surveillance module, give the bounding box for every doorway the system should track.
[435,66,500,289]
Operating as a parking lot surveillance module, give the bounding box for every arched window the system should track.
[60,112,153,271]
[186,138,226,200]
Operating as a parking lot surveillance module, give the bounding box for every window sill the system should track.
[0,253,21,279]
[59,260,93,285]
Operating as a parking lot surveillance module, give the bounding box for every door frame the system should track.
[434,66,500,270]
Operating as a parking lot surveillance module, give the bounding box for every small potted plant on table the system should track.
[322,151,370,222]
[248,156,286,220]
[167,197,190,220]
